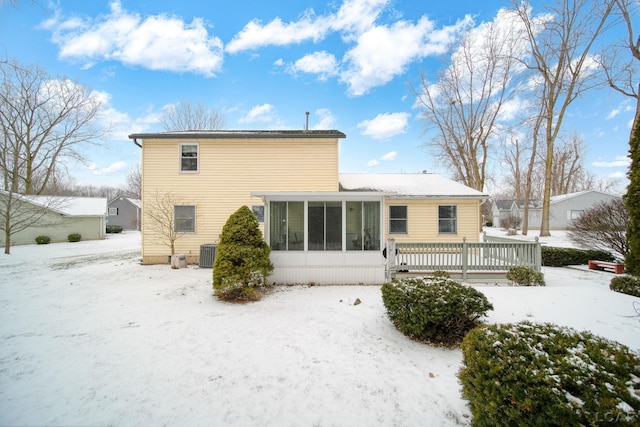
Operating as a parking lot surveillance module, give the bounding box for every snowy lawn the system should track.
[1,231,639,427]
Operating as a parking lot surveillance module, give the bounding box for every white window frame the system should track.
[389,205,408,234]
[174,205,196,233]
[438,205,457,234]
[109,207,118,216]
[179,143,199,173]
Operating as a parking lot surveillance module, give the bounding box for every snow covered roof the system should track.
[17,194,107,216]
[550,190,621,203]
[339,173,488,198]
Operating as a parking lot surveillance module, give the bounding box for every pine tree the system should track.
[624,113,640,276]
[213,206,273,300]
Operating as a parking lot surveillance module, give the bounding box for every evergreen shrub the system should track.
[213,206,273,302]
[541,246,614,267]
[67,233,81,242]
[459,322,640,427]
[106,225,123,233]
[35,235,51,244]
[381,276,493,346]
[506,266,545,286]
[610,275,640,298]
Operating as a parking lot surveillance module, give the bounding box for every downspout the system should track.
[133,138,141,148]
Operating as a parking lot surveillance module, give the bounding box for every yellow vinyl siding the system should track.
[141,137,339,263]
[385,198,481,243]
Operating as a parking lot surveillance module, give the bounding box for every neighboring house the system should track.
[0,192,107,246]
[527,190,621,230]
[493,191,621,230]
[492,199,519,227]
[129,130,488,284]
[108,196,141,230]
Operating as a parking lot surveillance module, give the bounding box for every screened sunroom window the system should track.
[270,202,304,251]
[309,201,342,251]
[346,201,380,250]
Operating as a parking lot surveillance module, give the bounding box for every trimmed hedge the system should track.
[106,225,123,233]
[35,235,51,245]
[459,322,640,426]
[67,233,81,242]
[542,246,614,267]
[381,276,493,346]
[506,266,545,286]
[610,275,640,298]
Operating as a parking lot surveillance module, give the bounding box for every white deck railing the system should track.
[386,233,541,280]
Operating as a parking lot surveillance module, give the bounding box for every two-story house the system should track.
[129,130,487,284]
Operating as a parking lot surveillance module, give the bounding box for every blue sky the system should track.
[0,0,635,192]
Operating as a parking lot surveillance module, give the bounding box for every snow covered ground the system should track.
[1,230,639,426]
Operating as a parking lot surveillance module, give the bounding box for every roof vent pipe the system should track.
[305,111,309,131]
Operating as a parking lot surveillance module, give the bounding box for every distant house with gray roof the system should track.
[108,196,141,230]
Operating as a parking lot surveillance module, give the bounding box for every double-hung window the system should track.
[180,143,198,172]
[438,205,457,234]
[389,205,408,234]
[174,205,196,232]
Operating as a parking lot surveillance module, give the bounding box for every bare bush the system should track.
[567,198,629,259]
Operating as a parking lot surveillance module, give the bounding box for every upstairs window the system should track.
[438,205,457,234]
[389,205,408,234]
[109,207,118,216]
[180,143,198,172]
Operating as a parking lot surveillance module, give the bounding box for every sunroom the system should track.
[251,191,387,285]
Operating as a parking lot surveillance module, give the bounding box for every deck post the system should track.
[462,237,468,280]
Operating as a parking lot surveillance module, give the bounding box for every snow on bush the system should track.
[506,266,545,286]
[212,206,273,301]
[381,276,493,347]
[459,321,640,426]
[610,276,640,298]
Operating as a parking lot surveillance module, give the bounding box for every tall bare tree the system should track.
[599,0,640,272]
[416,10,525,192]
[0,60,105,195]
[125,164,142,199]
[160,100,225,131]
[512,0,615,236]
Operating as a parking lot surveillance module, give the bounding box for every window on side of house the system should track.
[252,205,264,223]
[389,205,408,234]
[309,201,342,251]
[174,205,196,232]
[109,207,118,216]
[438,205,457,234]
[569,210,584,220]
[346,201,381,250]
[179,143,198,172]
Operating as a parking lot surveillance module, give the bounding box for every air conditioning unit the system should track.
[199,244,217,268]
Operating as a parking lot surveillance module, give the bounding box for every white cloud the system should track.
[380,151,397,161]
[357,112,410,140]
[606,108,620,120]
[41,0,223,76]
[239,104,278,124]
[367,159,379,167]
[289,51,339,80]
[91,160,128,175]
[592,156,630,168]
[227,0,471,95]
[310,108,336,129]
[341,16,472,96]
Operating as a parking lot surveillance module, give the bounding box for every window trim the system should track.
[179,142,199,173]
[174,205,196,233]
[389,205,408,234]
[438,204,457,235]
[109,207,118,216]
